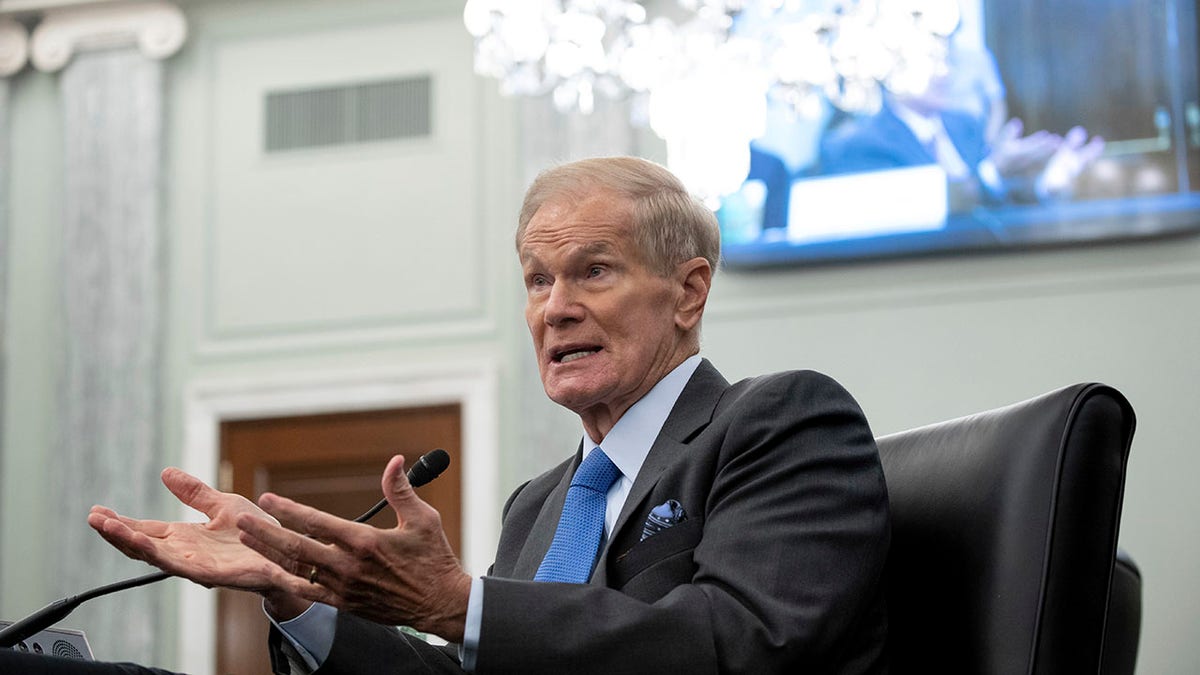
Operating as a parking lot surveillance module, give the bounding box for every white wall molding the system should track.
[1,0,137,13]
[709,253,1200,323]
[0,18,28,76]
[194,315,499,360]
[29,0,185,72]
[177,360,500,675]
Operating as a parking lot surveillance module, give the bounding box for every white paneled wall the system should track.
[202,15,491,356]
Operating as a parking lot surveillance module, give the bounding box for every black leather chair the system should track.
[875,383,1140,674]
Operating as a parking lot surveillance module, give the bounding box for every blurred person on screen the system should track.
[820,39,1104,212]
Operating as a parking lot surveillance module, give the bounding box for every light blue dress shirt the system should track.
[273,355,703,672]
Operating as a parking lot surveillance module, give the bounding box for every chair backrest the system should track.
[1102,550,1142,675]
[875,383,1136,674]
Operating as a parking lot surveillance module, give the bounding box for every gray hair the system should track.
[515,156,721,276]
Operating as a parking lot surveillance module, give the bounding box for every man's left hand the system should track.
[236,454,472,642]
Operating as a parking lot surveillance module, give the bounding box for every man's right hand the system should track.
[87,467,313,620]
[987,117,1063,179]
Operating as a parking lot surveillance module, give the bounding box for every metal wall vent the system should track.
[264,76,432,152]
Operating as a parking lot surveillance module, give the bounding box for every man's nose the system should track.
[543,280,584,326]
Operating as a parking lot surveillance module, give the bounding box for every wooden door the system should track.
[215,404,462,675]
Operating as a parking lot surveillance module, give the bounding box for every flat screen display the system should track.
[718,0,1200,267]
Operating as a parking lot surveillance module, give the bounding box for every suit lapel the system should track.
[592,360,729,586]
[941,111,988,170]
[878,104,934,163]
[510,442,583,580]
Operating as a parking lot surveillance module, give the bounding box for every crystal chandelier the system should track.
[464,0,961,204]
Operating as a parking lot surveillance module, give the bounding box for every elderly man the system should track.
[84,156,890,674]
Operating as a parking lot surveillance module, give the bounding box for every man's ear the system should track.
[674,257,711,332]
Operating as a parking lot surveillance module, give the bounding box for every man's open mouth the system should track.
[554,348,601,364]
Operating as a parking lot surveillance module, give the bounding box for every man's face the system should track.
[520,193,691,428]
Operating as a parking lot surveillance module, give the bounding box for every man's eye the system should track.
[587,266,604,277]
[528,274,549,288]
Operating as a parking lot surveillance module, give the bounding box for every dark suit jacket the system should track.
[819,103,989,178]
[275,360,891,674]
[746,145,792,232]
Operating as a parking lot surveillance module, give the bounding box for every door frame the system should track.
[177,360,499,675]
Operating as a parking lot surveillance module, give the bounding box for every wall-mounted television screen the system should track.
[718,0,1200,267]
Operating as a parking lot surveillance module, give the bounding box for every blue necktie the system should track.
[535,447,621,583]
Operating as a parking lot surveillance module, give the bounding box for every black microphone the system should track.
[406,448,451,488]
[0,448,452,649]
[354,448,451,522]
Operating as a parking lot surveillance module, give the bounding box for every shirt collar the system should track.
[582,354,703,483]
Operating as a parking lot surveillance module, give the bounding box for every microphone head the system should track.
[408,448,451,488]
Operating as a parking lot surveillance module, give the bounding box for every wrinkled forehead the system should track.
[518,194,638,261]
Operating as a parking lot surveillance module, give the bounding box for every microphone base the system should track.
[0,622,93,661]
